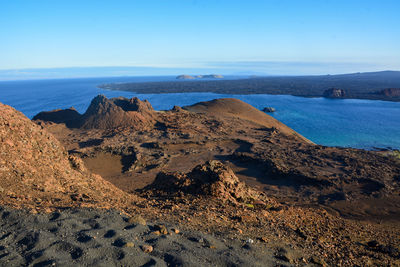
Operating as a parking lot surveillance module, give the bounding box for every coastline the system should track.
[102,84,400,103]
[98,73,400,102]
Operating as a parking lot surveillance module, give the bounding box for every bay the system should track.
[0,76,399,150]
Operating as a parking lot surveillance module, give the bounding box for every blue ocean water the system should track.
[0,76,399,150]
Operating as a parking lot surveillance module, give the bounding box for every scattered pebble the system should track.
[154,224,168,235]
[125,242,135,248]
[128,215,146,225]
[142,245,153,253]
[152,230,161,236]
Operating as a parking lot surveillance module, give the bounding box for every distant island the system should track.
[99,71,400,102]
[176,74,224,80]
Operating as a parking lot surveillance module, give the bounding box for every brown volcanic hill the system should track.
[33,95,156,130]
[80,95,155,129]
[32,107,81,128]
[184,98,311,142]
[0,102,134,211]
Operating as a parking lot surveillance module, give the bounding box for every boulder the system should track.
[262,107,276,113]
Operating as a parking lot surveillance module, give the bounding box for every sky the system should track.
[1,0,400,79]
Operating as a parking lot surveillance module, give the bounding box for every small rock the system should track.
[173,228,180,234]
[260,237,268,243]
[238,215,257,223]
[295,228,307,239]
[154,224,168,235]
[275,247,301,264]
[253,200,266,206]
[246,238,254,244]
[310,256,326,266]
[142,245,153,253]
[262,107,276,113]
[367,240,379,248]
[128,215,146,225]
[152,230,161,236]
[125,242,135,248]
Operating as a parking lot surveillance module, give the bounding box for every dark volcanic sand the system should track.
[0,207,290,267]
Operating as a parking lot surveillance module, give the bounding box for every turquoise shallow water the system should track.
[0,76,399,150]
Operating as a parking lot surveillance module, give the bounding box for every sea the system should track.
[0,76,399,150]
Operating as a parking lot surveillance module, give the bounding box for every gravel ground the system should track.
[0,207,297,267]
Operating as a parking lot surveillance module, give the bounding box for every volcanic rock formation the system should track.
[262,107,276,112]
[33,95,156,130]
[323,88,346,98]
[144,160,264,203]
[80,95,155,129]
[184,98,308,141]
[33,107,81,128]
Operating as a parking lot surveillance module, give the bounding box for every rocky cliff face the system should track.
[323,88,346,98]
[0,102,133,211]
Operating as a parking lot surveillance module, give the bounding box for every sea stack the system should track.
[323,88,346,98]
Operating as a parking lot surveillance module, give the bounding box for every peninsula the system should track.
[100,71,400,102]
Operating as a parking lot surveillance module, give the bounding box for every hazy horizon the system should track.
[1,65,399,81]
[2,0,400,80]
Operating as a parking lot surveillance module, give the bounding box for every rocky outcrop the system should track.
[33,95,156,130]
[144,160,260,203]
[80,95,155,129]
[323,88,346,98]
[377,88,400,97]
[262,107,276,112]
[0,102,133,211]
[33,107,81,128]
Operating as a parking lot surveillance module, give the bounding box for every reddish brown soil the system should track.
[0,102,137,212]
[2,95,400,265]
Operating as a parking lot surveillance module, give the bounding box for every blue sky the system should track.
[1,0,400,78]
